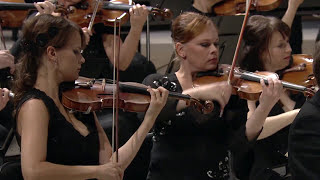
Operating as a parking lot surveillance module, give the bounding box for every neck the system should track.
[192,0,220,13]
[263,63,278,73]
[176,63,197,90]
[34,61,61,102]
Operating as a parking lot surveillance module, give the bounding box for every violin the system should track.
[0,0,67,28]
[193,55,316,101]
[61,77,214,114]
[66,0,173,27]
[213,0,283,15]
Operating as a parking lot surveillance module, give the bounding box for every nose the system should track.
[210,43,218,54]
[80,54,85,64]
[286,43,292,53]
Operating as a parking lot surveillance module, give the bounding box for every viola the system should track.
[61,77,214,114]
[193,56,316,101]
[213,0,283,15]
[66,0,173,27]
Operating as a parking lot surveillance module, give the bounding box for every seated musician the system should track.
[237,0,305,179]
[12,14,168,180]
[139,12,286,180]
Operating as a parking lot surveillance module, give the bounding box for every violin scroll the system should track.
[150,7,173,20]
[189,99,214,114]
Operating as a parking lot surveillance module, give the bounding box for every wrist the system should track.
[288,3,300,11]
[129,25,143,35]
[94,165,102,179]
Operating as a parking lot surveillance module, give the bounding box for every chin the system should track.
[65,74,79,82]
[206,64,218,71]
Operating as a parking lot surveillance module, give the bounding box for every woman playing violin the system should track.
[12,14,168,180]
[238,0,305,179]
[140,12,284,180]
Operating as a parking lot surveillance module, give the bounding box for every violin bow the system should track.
[87,0,101,31]
[227,0,253,84]
[112,16,124,163]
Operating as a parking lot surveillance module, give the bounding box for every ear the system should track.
[175,42,186,59]
[47,46,57,63]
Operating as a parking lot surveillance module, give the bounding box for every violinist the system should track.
[12,14,168,180]
[238,0,305,179]
[139,12,284,180]
[288,40,320,179]
[9,1,155,179]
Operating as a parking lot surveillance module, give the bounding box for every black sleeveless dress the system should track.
[15,88,100,178]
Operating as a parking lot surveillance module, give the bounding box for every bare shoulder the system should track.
[17,99,50,132]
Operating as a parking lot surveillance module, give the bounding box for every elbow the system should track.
[22,166,42,180]
[119,62,130,71]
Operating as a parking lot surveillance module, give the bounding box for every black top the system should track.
[142,73,256,180]
[15,88,100,166]
[249,92,305,180]
[289,90,320,179]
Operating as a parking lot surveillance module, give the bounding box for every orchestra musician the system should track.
[140,12,284,180]
[237,0,305,179]
[8,1,155,179]
[11,14,168,180]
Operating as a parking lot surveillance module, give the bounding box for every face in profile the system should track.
[182,22,220,73]
[55,31,85,81]
[262,31,292,72]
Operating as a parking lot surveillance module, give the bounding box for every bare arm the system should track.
[115,87,168,169]
[0,50,15,74]
[176,82,232,112]
[258,109,299,140]
[103,4,148,71]
[0,88,10,111]
[18,100,99,180]
[18,100,122,180]
[282,0,304,28]
[245,78,283,141]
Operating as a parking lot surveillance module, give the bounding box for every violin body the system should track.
[213,0,283,15]
[193,67,271,101]
[282,54,316,89]
[67,0,131,27]
[62,77,150,113]
[0,0,28,28]
[193,56,316,101]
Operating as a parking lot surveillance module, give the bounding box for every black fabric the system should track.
[0,160,23,180]
[289,90,320,179]
[80,29,156,83]
[140,73,254,180]
[15,88,100,166]
[248,93,306,180]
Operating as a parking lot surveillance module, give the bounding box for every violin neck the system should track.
[240,72,307,92]
[119,83,192,100]
[102,2,153,12]
[0,2,35,10]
